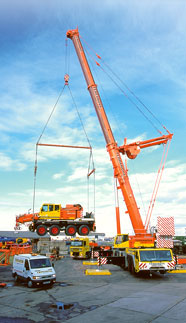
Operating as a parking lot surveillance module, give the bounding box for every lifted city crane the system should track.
[67,28,175,274]
[15,203,95,236]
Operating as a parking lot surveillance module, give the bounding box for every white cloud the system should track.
[0,161,185,235]
[53,172,64,180]
[67,167,87,182]
[0,152,27,171]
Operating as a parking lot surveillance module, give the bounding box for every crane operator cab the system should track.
[114,234,129,249]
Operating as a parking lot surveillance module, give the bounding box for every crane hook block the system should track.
[64,74,69,85]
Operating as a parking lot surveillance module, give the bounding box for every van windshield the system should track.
[30,258,51,269]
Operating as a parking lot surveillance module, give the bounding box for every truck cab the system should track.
[70,237,91,259]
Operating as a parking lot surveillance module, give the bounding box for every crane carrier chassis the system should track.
[29,217,95,237]
[96,247,175,275]
[16,203,96,237]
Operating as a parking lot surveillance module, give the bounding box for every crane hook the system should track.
[64,74,69,85]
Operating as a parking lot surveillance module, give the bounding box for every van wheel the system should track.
[14,274,19,282]
[27,279,33,288]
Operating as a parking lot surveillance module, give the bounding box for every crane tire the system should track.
[131,261,135,275]
[49,225,60,236]
[65,225,77,236]
[36,225,47,236]
[78,225,90,236]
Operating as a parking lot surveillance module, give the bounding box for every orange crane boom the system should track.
[15,213,39,230]
[67,28,146,237]
[67,28,173,246]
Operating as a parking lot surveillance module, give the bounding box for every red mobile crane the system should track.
[67,28,175,274]
[67,28,172,246]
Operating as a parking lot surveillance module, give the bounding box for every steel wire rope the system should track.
[81,37,165,230]
[66,36,96,215]
[128,159,147,224]
[83,46,125,142]
[145,139,172,231]
[33,37,71,214]
[83,45,131,220]
[80,35,169,135]
[99,61,169,134]
[87,148,95,215]
[66,84,96,215]
[65,37,71,76]
[99,64,172,230]
[82,41,147,228]
[83,41,148,227]
[81,37,174,236]
[99,65,162,135]
[82,39,126,141]
[33,85,67,213]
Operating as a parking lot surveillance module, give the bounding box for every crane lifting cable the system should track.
[77,32,173,232]
[33,71,96,215]
[87,148,95,214]
[33,84,67,214]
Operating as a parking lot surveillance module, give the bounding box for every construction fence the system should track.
[0,245,32,266]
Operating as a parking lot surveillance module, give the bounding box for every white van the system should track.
[12,254,56,288]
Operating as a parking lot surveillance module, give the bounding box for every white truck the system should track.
[12,254,56,287]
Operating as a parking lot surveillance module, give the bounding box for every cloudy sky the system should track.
[0,0,186,236]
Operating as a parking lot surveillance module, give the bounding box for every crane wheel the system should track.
[65,225,77,236]
[29,224,34,232]
[78,225,90,236]
[131,261,135,275]
[49,225,60,236]
[127,256,132,272]
[36,225,47,236]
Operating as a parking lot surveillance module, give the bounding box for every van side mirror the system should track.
[52,263,54,268]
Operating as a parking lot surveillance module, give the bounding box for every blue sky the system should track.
[0,0,186,236]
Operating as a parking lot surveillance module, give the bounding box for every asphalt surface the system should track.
[0,256,186,322]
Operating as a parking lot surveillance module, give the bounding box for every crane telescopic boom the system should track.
[67,28,172,246]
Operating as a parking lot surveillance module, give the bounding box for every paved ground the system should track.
[0,256,186,322]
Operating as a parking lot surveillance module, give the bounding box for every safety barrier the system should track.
[0,245,32,266]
